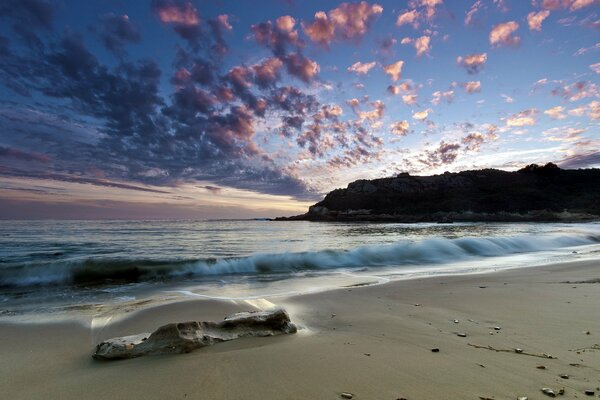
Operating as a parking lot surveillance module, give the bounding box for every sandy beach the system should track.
[1,260,599,399]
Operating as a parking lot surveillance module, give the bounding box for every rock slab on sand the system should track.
[93,308,297,360]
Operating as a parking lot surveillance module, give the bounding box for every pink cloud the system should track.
[541,0,597,11]
[347,61,377,75]
[384,60,404,81]
[396,10,420,28]
[156,1,200,26]
[390,120,410,135]
[465,0,483,26]
[590,62,600,74]
[412,108,432,120]
[527,10,550,31]
[276,15,296,32]
[216,14,232,31]
[358,100,385,122]
[431,90,454,105]
[489,21,520,47]
[506,109,538,127]
[551,81,599,102]
[414,35,431,57]
[304,2,383,46]
[284,53,320,83]
[401,36,431,57]
[461,81,482,93]
[252,57,284,87]
[456,53,487,74]
[544,106,567,119]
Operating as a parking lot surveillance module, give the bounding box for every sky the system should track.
[0,0,598,219]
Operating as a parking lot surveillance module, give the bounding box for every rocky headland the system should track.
[277,163,600,222]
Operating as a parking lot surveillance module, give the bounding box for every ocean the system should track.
[1,220,599,320]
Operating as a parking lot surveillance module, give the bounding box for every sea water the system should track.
[1,220,599,319]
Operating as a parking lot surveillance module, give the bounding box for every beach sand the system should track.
[1,260,599,399]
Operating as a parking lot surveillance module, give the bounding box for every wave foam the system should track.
[1,233,598,287]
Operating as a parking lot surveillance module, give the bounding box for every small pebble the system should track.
[558,388,565,395]
[584,330,590,335]
[541,387,556,397]
[584,389,595,396]
[431,348,440,352]
[536,365,546,369]
[515,348,523,353]
[457,333,467,337]
[340,392,353,399]
[560,374,569,379]
[363,353,371,356]
[494,326,501,331]
[414,303,421,307]
[518,397,529,400]
[454,319,459,323]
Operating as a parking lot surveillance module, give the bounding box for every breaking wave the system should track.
[1,233,598,288]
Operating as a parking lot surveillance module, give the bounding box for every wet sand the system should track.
[1,260,599,399]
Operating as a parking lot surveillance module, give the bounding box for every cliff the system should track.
[278,163,600,222]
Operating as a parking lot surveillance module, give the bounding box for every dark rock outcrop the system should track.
[93,308,297,360]
[278,164,600,222]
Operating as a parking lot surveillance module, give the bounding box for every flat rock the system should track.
[93,307,297,360]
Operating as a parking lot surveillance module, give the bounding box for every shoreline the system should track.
[1,259,599,399]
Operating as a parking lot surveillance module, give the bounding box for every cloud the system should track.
[303,2,383,46]
[591,62,600,74]
[574,42,600,56]
[465,0,483,25]
[390,120,410,135]
[400,35,432,57]
[284,53,320,83]
[413,108,432,121]
[414,35,431,57]
[506,109,539,126]
[456,53,487,74]
[489,21,520,48]
[589,100,600,120]
[420,141,461,167]
[0,18,321,200]
[358,100,385,122]
[431,90,454,105]
[153,0,230,52]
[544,105,567,119]
[383,60,404,81]
[252,57,284,88]
[347,61,377,75]
[0,146,50,163]
[501,94,514,103]
[396,9,420,28]
[559,151,600,169]
[154,0,199,26]
[0,0,57,30]
[460,81,482,93]
[96,13,141,56]
[527,10,551,31]
[551,81,599,102]
[276,15,295,32]
[543,126,585,142]
[541,0,597,11]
